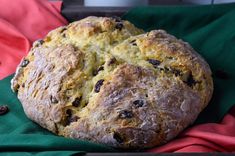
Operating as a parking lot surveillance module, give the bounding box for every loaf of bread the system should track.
[11,16,213,149]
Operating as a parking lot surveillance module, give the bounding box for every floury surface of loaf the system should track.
[11,16,213,149]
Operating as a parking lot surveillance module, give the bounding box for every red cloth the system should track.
[0,0,234,152]
[0,0,67,79]
[149,106,235,152]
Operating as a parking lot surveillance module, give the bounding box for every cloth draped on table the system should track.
[0,0,235,154]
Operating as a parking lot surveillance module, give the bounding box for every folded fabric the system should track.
[0,0,67,80]
[0,0,235,153]
[148,106,235,152]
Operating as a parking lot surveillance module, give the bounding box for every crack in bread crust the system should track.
[11,16,213,149]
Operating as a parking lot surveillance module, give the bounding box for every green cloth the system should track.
[1,3,235,154]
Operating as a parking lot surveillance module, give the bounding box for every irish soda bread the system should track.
[11,16,213,149]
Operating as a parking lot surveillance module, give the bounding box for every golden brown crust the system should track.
[11,16,213,149]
